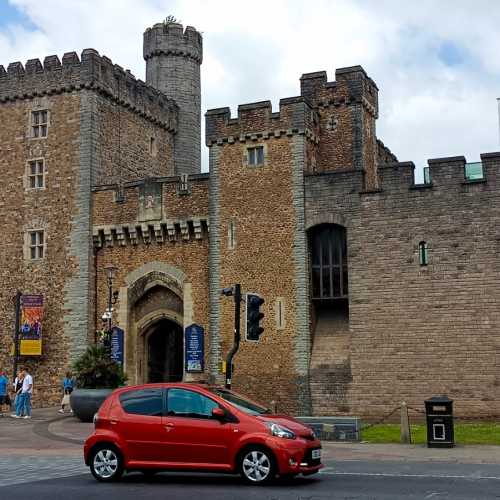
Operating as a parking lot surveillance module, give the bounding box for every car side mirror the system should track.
[212,407,226,420]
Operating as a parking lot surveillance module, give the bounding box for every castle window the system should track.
[275,298,285,330]
[247,146,265,166]
[178,173,190,194]
[149,137,157,157]
[27,159,45,189]
[31,110,48,138]
[418,241,428,266]
[228,219,236,250]
[28,230,45,260]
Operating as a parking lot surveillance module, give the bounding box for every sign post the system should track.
[225,284,241,390]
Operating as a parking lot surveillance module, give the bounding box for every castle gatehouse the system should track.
[1,20,499,419]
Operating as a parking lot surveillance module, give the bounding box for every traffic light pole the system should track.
[225,283,241,390]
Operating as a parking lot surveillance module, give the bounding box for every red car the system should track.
[84,383,322,484]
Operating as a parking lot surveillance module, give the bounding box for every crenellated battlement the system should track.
[0,49,178,131]
[205,96,318,146]
[143,22,203,64]
[378,152,500,192]
[305,151,500,197]
[300,66,378,118]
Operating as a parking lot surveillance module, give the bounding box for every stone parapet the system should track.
[0,50,178,131]
[300,66,378,118]
[205,97,318,146]
[305,152,500,194]
[144,22,203,64]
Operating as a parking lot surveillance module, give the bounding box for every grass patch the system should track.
[361,423,500,445]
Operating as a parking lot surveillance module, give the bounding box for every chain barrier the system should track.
[360,405,401,431]
[407,405,426,416]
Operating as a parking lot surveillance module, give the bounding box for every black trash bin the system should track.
[425,396,454,448]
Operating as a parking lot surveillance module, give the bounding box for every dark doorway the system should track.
[147,319,183,383]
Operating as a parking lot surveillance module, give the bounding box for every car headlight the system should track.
[266,422,296,439]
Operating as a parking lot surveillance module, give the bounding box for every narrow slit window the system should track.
[247,146,265,166]
[149,137,157,157]
[419,241,428,266]
[275,298,285,330]
[228,219,236,250]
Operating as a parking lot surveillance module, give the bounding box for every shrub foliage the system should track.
[73,345,127,389]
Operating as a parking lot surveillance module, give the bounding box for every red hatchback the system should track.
[84,383,322,484]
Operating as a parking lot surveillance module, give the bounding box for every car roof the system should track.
[112,382,220,395]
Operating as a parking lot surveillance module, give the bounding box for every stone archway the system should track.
[135,308,183,383]
[115,262,194,385]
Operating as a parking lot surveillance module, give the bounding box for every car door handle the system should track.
[164,423,175,432]
[110,420,118,425]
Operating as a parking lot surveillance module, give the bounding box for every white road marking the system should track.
[320,469,500,481]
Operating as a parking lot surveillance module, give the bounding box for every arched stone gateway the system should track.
[115,262,194,385]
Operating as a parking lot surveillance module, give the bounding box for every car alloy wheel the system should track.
[241,449,274,484]
[90,446,123,482]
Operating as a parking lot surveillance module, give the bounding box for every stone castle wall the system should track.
[0,48,179,406]
[0,91,83,405]
[305,153,500,418]
[299,66,382,190]
[206,98,314,414]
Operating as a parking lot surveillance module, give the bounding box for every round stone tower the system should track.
[143,22,203,175]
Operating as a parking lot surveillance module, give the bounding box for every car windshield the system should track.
[210,388,271,416]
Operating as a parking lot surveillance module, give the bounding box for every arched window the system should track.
[418,241,428,266]
[310,225,348,300]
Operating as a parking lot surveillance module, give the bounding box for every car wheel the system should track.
[89,445,124,482]
[239,447,276,485]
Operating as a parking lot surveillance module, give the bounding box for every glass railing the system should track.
[464,162,484,181]
[423,167,431,184]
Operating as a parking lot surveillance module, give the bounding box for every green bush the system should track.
[73,345,127,389]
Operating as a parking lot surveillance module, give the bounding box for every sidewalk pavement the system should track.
[1,407,500,464]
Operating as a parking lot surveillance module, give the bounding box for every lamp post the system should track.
[103,264,119,354]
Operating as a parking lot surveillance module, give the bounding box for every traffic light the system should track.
[246,293,264,341]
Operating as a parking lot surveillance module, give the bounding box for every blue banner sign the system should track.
[111,326,124,365]
[185,324,204,372]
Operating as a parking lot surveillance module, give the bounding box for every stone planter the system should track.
[70,388,114,423]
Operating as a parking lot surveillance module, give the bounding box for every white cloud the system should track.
[2,0,499,174]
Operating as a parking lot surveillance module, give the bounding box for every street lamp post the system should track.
[103,264,119,354]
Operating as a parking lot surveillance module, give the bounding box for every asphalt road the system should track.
[1,458,500,500]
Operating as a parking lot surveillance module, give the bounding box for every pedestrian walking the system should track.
[15,368,33,419]
[11,371,24,418]
[0,370,9,417]
[58,372,74,414]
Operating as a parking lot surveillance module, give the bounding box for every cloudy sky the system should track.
[1,0,499,178]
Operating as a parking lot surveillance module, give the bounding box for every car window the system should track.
[119,388,163,417]
[209,388,270,415]
[167,388,219,419]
